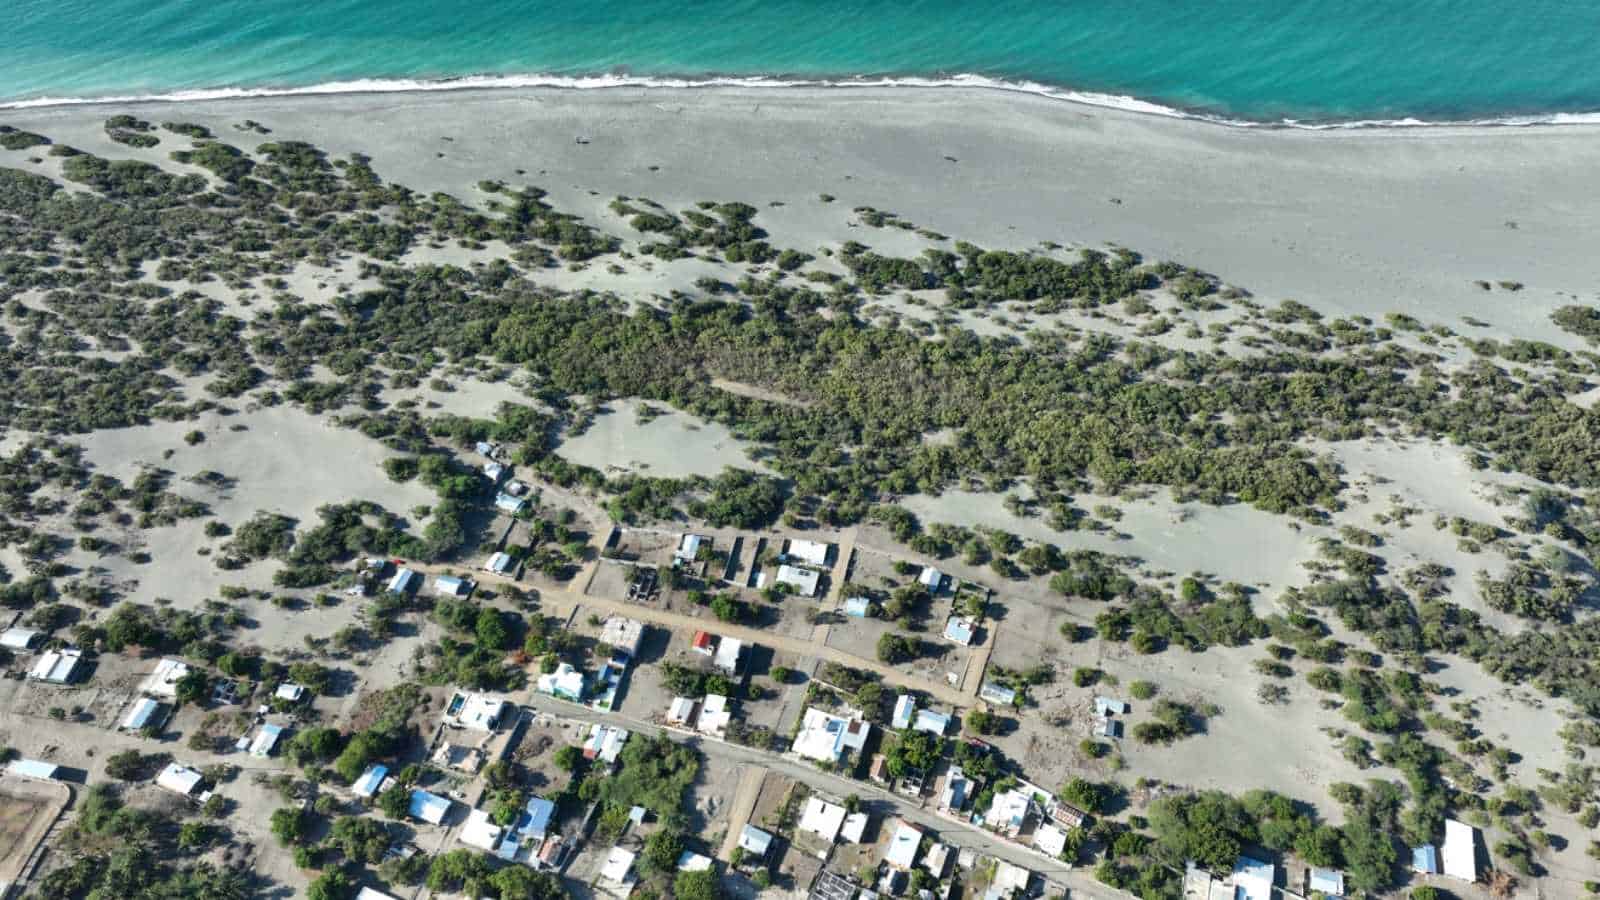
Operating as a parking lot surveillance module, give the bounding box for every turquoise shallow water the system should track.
[7,0,1600,123]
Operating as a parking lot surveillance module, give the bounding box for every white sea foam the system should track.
[5,71,1600,130]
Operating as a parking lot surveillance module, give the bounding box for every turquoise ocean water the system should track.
[6,0,1600,124]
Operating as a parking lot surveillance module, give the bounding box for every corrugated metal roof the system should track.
[122,697,162,730]
[5,758,58,780]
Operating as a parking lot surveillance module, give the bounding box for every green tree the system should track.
[174,669,211,706]
[270,807,309,846]
[877,632,915,664]
[644,828,685,873]
[487,866,564,899]
[105,749,148,780]
[378,785,411,819]
[329,815,391,863]
[966,708,998,735]
[674,868,723,900]
[1060,777,1104,814]
[306,868,354,900]
[476,607,511,650]
[290,727,344,765]
[177,821,214,850]
[1148,791,1256,871]
[553,744,583,771]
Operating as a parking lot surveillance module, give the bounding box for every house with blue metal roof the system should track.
[352,764,388,799]
[409,789,452,825]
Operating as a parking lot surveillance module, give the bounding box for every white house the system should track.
[6,759,60,781]
[1309,868,1346,897]
[787,539,832,567]
[884,820,922,870]
[583,723,629,764]
[992,862,1033,897]
[602,847,637,885]
[794,707,870,764]
[156,763,203,797]
[249,723,285,757]
[775,564,821,596]
[30,648,83,684]
[459,808,504,852]
[445,692,510,731]
[275,683,307,703]
[434,574,472,597]
[120,697,164,731]
[1095,696,1129,716]
[536,663,585,701]
[666,696,698,726]
[1034,823,1069,858]
[841,812,869,843]
[676,534,709,563]
[942,615,976,646]
[918,566,945,592]
[988,787,1032,836]
[1231,855,1276,900]
[914,709,952,735]
[979,680,1017,706]
[677,851,714,872]
[600,616,646,658]
[483,551,515,574]
[892,694,916,730]
[0,627,39,650]
[387,567,420,595]
[713,637,744,674]
[139,658,190,698]
[798,796,848,843]
[739,825,774,858]
[352,764,388,799]
[696,694,731,738]
[923,843,952,878]
[1442,819,1477,882]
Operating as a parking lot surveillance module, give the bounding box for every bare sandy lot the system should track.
[555,398,767,479]
[0,777,69,887]
[66,406,434,617]
[898,487,1313,596]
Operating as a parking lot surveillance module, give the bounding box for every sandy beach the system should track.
[9,84,1600,347]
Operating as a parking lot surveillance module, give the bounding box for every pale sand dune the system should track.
[900,486,1314,594]
[9,85,1600,348]
[554,397,768,478]
[68,406,435,615]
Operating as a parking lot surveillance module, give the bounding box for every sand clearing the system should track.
[555,398,767,478]
[900,487,1312,592]
[67,406,435,609]
[0,779,69,887]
